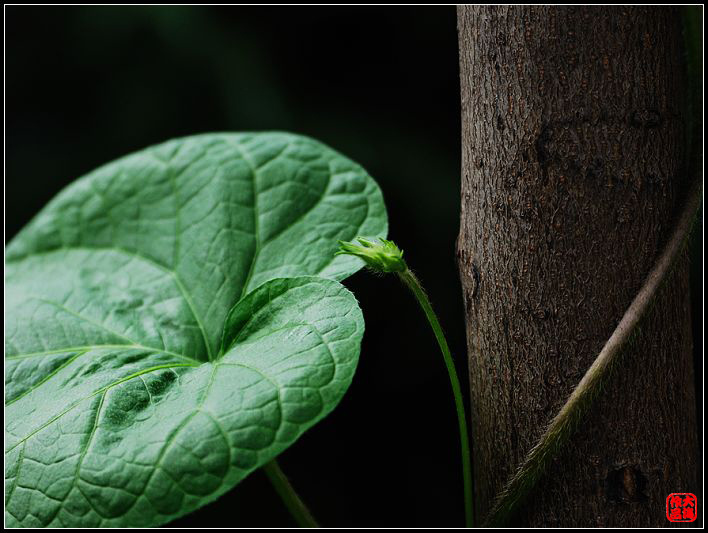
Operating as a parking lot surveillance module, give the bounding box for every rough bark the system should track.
[457,6,698,527]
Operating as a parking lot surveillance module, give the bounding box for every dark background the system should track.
[5,6,702,527]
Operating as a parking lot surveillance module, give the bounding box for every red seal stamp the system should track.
[666,493,697,523]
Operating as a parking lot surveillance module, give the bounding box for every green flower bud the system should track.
[336,237,407,273]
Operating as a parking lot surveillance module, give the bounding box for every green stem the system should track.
[263,459,319,528]
[398,269,474,528]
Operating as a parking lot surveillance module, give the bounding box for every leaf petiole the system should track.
[263,459,319,528]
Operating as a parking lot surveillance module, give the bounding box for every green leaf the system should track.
[5,132,386,527]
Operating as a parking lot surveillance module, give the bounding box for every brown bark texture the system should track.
[457,6,698,527]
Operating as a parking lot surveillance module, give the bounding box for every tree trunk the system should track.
[457,6,698,527]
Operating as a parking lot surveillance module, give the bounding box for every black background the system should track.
[5,6,702,527]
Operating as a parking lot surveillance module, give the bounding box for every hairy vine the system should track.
[484,174,702,526]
